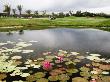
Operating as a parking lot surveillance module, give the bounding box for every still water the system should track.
[0,28,110,58]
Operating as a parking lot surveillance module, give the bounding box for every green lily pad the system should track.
[80,72,91,78]
[76,56,85,59]
[58,74,70,81]
[45,56,55,59]
[72,77,88,82]
[65,61,76,65]
[74,59,81,63]
[48,75,59,81]
[80,67,90,72]
[50,68,66,76]
[66,68,78,74]
[37,78,48,82]
[101,76,110,82]
[34,72,45,79]
[37,58,45,61]
[26,75,36,82]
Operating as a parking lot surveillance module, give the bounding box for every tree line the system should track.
[0,4,110,18]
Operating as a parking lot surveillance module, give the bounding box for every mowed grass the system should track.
[0,16,110,31]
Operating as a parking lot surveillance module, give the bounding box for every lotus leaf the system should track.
[37,78,48,82]
[101,76,110,82]
[72,77,88,82]
[58,74,70,81]
[0,73,7,80]
[76,56,85,59]
[37,58,44,61]
[20,73,30,77]
[80,72,91,77]
[50,69,66,76]
[34,72,45,79]
[45,56,55,59]
[66,68,78,74]
[65,61,76,65]
[71,52,79,55]
[80,67,90,72]
[11,56,22,60]
[74,59,81,62]
[26,75,36,82]
[48,75,59,81]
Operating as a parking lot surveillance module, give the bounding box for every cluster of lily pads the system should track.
[0,41,110,82]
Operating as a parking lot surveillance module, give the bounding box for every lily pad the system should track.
[80,71,91,77]
[58,74,70,81]
[66,68,78,74]
[72,77,88,82]
[0,73,7,80]
[26,75,36,82]
[34,72,45,79]
[45,56,55,59]
[37,78,48,82]
[48,75,59,81]
[80,67,90,72]
[11,56,22,60]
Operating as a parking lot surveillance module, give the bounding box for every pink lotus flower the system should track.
[56,56,64,62]
[90,79,97,82]
[42,61,52,71]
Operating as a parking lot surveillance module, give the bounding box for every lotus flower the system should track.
[42,61,52,71]
[56,56,64,62]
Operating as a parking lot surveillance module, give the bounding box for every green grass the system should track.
[0,16,110,31]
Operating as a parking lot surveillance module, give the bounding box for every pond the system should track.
[0,28,110,82]
[0,28,110,57]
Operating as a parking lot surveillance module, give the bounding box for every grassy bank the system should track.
[0,16,110,31]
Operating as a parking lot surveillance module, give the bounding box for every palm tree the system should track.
[12,9,16,16]
[3,5,11,16]
[17,5,23,16]
[26,10,32,16]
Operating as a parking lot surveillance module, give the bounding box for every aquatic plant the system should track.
[56,56,64,62]
[66,68,78,74]
[0,73,7,81]
[48,75,59,81]
[42,61,52,71]
[37,78,48,82]
[34,72,46,79]
[72,77,88,82]
[58,74,70,81]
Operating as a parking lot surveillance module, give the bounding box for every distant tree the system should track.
[26,10,32,16]
[12,9,16,16]
[52,12,55,16]
[34,11,38,15]
[17,5,23,16]
[82,11,95,17]
[42,10,46,16]
[75,11,82,17]
[58,12,65,18]
[3,5,11,16]
[69,11,73,16]
[65,13,70,17]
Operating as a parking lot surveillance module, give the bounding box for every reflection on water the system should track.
[0,28,110,57]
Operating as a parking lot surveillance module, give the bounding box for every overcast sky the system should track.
[0,0,110,14]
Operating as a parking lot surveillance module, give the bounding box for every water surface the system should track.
[0,28,110,58]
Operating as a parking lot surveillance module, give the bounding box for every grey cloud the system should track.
[0,0,110,13]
